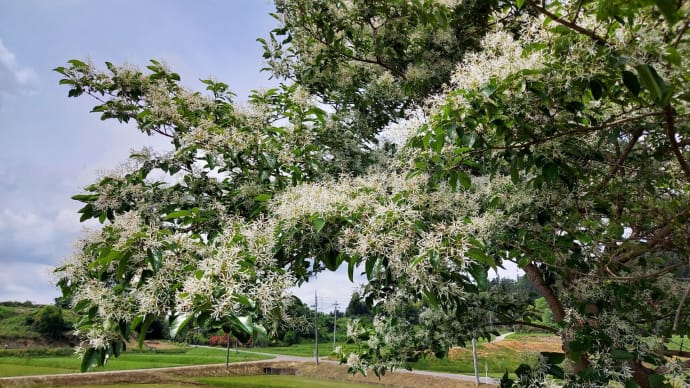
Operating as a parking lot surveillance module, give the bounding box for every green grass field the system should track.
[51,376,386,388]
[505,332,555,340]
[251,342,338,357]
[0,347,273,377]
[197,375,382,387]
[409,346,534,378]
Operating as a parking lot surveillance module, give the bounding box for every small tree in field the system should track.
[32,305,67,340]
[55,1,690,386]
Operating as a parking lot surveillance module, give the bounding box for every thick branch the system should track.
[660,348,690,358]
[524,264,565,322]
[665,105,690,181]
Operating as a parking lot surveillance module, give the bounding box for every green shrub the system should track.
[32,306,67,340]
[0,347,73,358]
[283,330,298,346]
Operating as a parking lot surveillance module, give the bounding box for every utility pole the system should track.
[225,332,231,369]
[314,291,319,365]
[472,338,479,386]
[332,301,339,349]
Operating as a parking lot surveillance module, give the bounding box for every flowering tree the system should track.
[54,0,690,386]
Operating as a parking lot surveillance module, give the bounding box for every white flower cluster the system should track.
[449,23,545,92]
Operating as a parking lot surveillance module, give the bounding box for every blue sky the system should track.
[0,0,357,309]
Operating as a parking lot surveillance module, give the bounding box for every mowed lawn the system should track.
[0,347,273,377]
[410,333,560,378]
[50,375,411,388]
[250,342,338,357]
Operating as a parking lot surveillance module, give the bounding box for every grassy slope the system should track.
[0,304,78,347]
[0,305,41,341]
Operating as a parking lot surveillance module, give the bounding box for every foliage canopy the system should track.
[55,0,690,386]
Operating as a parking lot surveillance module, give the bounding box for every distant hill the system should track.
[0,301,77,349]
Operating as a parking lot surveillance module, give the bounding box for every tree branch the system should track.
[476,111,664,153]
[599,126,644,188]
[673,18,690,48]
[604,262,685,282]
[673,255,690,332]
[665,105,690,181]
[523,264,565,322]
[526,1,609,46]
[660,348,690,358]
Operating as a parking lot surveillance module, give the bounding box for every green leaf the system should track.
[516,0,525,9]
[653,0,678,24]
[636,64,668,104]
[457,170,472,189]
[422,288,439,308]
[229,315,255,337]
[234,294,256,309]
[542,162,559,183]
[112,340,124,357]
[510,162,520,183]
[68,59,87,68]
[169,313,193,339]
[622,70,640,96]
[500,370,515,387]
[347,256,356,282]
[138,314,155,349]
[365,257,376,280]
[611,349,634,360]
[547,365,564,379]
[80,348,98,372]
[433,130,445,154]
[312,216,326,233]
[146,248,162,272]
[589,79,604,100]
[255,193,272,202]
[467,263,488,291]
[466,248,495,267]
[166,210,192,219]
[665,47,682,67]
[648,374,666,388]
[541,352,565,365]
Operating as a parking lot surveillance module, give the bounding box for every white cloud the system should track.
[0,38,38,97]
[0,207,82,264]
[0,262,58,304]
[291,266,364,309]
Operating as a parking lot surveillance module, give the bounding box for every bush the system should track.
[185,331,208,345]
[283,330,298,345]
[209,334,229,347]
[32,306,67,340]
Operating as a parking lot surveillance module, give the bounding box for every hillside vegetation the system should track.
[0,302,76,348]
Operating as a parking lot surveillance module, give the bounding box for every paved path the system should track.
[492,332,514,343]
